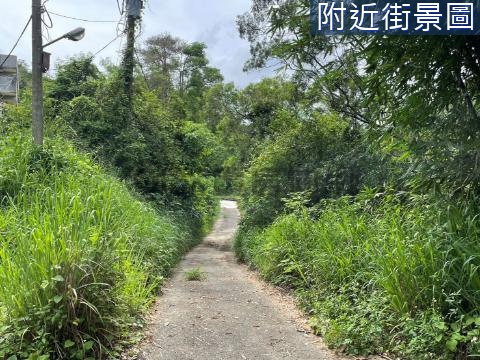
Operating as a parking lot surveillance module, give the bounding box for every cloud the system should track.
[0,0,273,87]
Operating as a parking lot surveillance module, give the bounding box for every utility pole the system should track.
[123,14,136,106]
[32,0,43,146]
[122,0,142,108]
[31,2,85,147]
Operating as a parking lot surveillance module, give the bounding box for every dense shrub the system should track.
[47,59,221,234]
[240,115,391,228]
[0,133,197,358]
[236,190,480,359]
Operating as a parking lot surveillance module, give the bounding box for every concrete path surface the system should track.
[136,200,345,360]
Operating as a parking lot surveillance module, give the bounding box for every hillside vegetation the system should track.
[226,1,480,359]
[236,192,480,358]
[0,33,224,358]
[3,1,480,358]
[0,131,194,358]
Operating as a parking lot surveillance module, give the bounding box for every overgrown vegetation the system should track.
[46,54,222,234]
[3,0,480,358]
[231,1,480,359]
[236,192,480,358]
[0,131,195,358]
[0,29,225,358]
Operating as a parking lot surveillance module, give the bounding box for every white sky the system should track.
[0,0,273,87]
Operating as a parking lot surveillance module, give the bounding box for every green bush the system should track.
[0,133,196,358]
[236,190,480,359]
[240,114,391,228]
[53,71,221,235]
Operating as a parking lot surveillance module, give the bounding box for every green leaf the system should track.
[465,316,476,326]
[446,338,458,352]
[434,321,447,331]
[64,339,75,348]
[83,340,94,351]
[53,295,63,304]
[450,323,461,333]
[467,329,480,337]
[52,275,65,282]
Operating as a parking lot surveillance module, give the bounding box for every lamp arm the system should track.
[42,35,65,49]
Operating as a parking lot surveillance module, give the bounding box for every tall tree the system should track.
[181,42,223,120]
[237,0,373,126]
[238,0,480,191]
[139,33,185,98]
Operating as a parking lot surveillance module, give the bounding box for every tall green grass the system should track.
[0,133,196,358]
[236,191,480,359]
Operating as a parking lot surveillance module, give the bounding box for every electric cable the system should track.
[40,5,53,43]
[116,36,125,66]
[49,11,118,23]
[117,0,125,15]
[0,16,32,69]
[116,12,127,36]
[92,35,122,58]
[90,11,127,59]
[41,6,53,28]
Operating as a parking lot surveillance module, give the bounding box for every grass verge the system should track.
[0,133,199,359]
[235,190,480,359]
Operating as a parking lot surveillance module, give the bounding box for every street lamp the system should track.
[42,27,86,48]
[41,27,86,73]
[31,0,86,147]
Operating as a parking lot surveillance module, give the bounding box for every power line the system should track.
[41,6,53,28]
[49,11,119,23]
[89,12,126,59]
[116,36,125,66]
[47,7,125,59]
[116,16,127,36]
[0,16,32,69]
[41,6,53,42]
[117,0,125,15]
[92,35,122,58]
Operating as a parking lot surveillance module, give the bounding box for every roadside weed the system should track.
[185,268,207,281]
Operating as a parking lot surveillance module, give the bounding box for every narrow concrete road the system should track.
[137,200,345,360]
